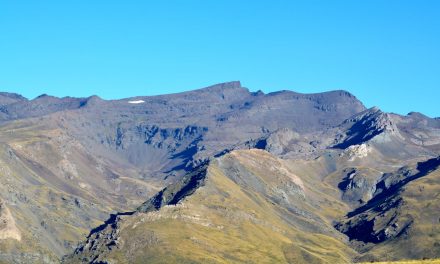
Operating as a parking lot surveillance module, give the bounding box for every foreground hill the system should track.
[64,149,356,263]
[64,149,440,263]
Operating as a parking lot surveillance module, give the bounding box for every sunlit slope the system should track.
[65,149,356,263]
[0,118,161,263]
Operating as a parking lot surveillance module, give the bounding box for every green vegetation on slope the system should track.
[64,150,356,263]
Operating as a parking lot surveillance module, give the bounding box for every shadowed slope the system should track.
[336,157,440,262]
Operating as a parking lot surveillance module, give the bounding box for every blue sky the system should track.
[0,1,439,117]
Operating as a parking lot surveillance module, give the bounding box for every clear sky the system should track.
[0,1,439,117]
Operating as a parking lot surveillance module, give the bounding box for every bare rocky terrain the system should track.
[0,82,439,263]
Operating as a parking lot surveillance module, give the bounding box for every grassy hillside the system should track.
[65,148,440,263]
[64,150,357,263]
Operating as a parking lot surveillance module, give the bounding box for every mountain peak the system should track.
[0,92,28,101]
[206,81,242,89]
[407,111,430,119]
[334,107,401,149]
[178,81,251,101]
[370,106,381,112]
[0,92,28,106]
[199,81,245,93]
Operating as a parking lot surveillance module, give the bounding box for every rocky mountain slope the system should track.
[0,81,439,263]
[336,157,440,262]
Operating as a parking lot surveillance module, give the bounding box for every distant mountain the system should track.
[0,82,438,263]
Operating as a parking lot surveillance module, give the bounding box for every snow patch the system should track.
[128,100,145,104]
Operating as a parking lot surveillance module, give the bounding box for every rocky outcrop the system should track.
[340,143,372,161]
[334,107,403,149]
[0,199,21,241]
[137,162,209,212]
[338,167,379,205]
[336,156,440,247]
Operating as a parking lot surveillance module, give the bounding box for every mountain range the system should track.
[0,81,439,263]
